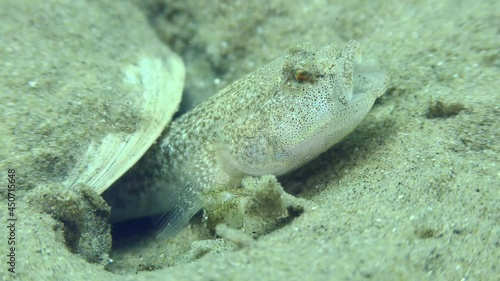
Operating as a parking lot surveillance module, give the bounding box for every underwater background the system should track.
[0,0,498,280]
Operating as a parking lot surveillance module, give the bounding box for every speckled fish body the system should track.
[107,40,387,236]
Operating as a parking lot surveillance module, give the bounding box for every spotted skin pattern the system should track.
[108,40,387,237]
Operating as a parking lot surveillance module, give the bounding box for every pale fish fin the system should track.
[154,202,201,238]
[153,173,204,238]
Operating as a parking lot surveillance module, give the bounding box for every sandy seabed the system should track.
[0,0,498,280]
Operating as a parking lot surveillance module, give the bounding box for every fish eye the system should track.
[293,69,310,83]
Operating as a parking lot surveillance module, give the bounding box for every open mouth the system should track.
[352,59,387,101]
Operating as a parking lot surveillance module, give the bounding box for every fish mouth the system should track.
[352,58,387,101]
[335,42,387,104]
